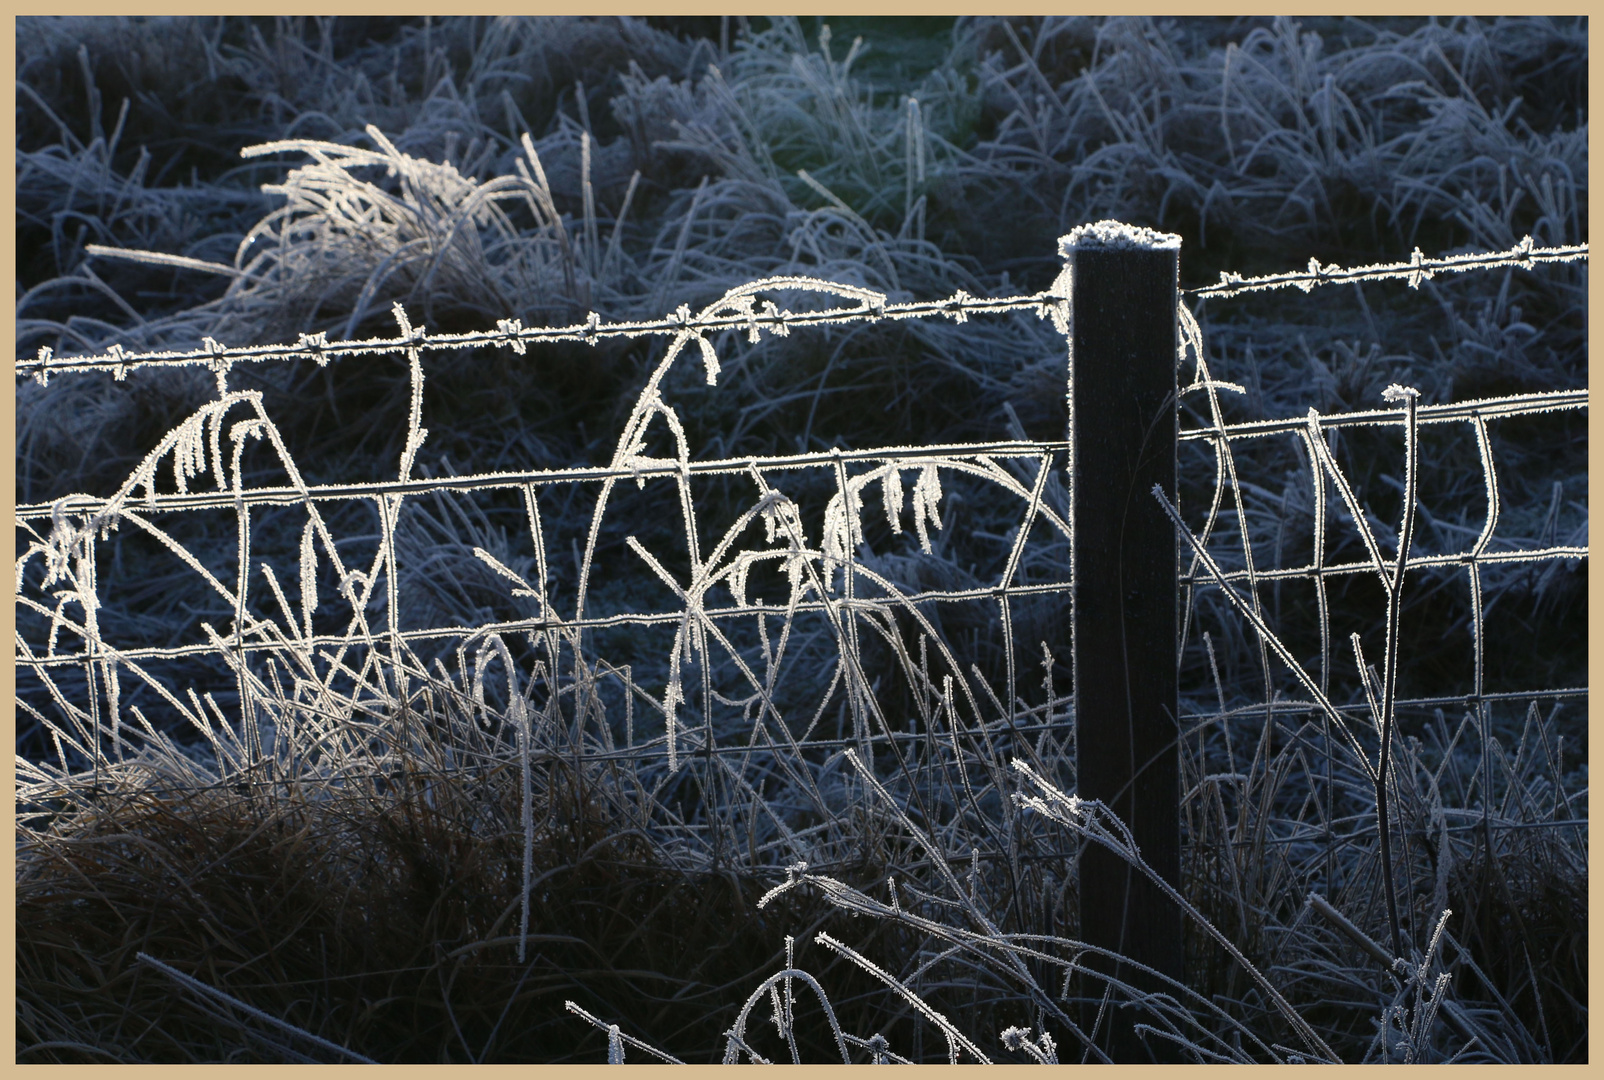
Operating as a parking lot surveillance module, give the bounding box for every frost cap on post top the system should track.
[1058,220,1182,255]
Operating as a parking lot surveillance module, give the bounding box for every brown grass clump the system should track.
[16,735,911,1063]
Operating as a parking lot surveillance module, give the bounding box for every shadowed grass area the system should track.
[17,717,927,1064]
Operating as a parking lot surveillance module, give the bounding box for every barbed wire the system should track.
[16,239,1587,382]
[16,286,1063,383]
[1185,236,1587,300]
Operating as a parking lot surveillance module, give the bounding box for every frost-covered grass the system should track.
[14,15,1587,1063]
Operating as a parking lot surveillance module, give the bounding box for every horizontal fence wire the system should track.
[14,239,1585,381]
[1186,235,1588,299]
[15,440,1066,520]
[19,284,1062,382]
[1179,389,1586,440]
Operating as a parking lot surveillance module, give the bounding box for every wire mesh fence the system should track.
[18,237,1584,776]
[16,238,1587,752]
[14,222,1590,1068]
[17,271,1083,911]
[14,230,1588,983]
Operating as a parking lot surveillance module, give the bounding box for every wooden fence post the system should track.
[1062,222,1183,1057]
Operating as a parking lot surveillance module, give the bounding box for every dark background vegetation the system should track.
[16,15,1587,1063]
